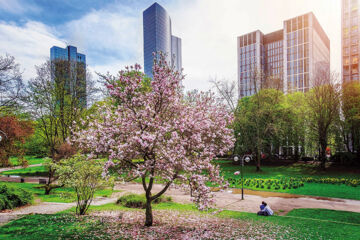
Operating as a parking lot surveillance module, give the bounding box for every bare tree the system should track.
[306,66,341,170]
[209,77,238,112]
[0,54,24,109]
[24,59,99,194]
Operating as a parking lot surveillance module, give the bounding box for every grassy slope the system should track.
[218,160,360,200]
[8,156,45,166]
[1,203,359,240]
[1,166,48,177]
[0,182,117,203]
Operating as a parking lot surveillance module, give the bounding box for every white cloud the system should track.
[0,0,342,94]
[0,21,65,81]
[59,3,143,73]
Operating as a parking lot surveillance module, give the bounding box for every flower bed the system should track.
[227,177,304,190]
[299,177,359,187]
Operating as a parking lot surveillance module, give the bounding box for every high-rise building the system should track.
[342,0,360,83]
[237,12,330,98]
[50,45,87,107]
[143,2,182,78]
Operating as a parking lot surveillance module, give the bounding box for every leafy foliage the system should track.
[54,154,112,215]
[0,116,34,167]
[116,193,172,208]
[0,183,33,210]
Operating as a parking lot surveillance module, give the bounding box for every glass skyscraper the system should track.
[237,12,330,98]
[143,2,182,78]
[50,45,87,107]
[342,0,360,83]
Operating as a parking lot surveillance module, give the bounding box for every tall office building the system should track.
[237,12,330,98]
[50,45,87,107]
[143,2,182,78]
[342,0,360,83]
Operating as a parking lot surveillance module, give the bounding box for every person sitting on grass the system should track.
[257,201,273,216]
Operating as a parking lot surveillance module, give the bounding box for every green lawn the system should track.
[217,160,360,200]
[8,156,46,166]
[1,166,48,177]
[0,182,117,203]
[218,160,360,179]
[1,203,359,240]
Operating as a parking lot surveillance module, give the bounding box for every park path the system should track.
[1,180,359,226]
[0,164,42,173]
[115,182,360,215]
[0,194,122,225]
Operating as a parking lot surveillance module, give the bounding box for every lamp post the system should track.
[234,154,251,200]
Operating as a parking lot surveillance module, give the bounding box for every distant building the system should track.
[50,45,86,107]
[342,0,360,83]
[237,12,330,98]
[143,2,182,78]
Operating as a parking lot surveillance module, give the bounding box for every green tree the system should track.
[283,92,308,160]
[305,67,340,170]
[235,88,286,171]
[53,154,112,215]
[341,81,360,156]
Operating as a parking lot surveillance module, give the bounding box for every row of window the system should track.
[343,25,359,38]
[285,15,309,33]
[265,41,283,49]
[344,56,359,64]
[287,58,309,75]
[287,29,309,47]
[287,73,309,89]
[343,46,359,55]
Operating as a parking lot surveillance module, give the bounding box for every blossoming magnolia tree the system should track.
[73,55,234,226]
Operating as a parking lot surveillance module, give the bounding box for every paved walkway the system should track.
[115,182,360,215]
[0,195,120,225]
[1,180,359,226]
[0,164,42,173]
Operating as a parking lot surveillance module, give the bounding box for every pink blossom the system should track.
[234,171,240,175]
[72,53,235,222]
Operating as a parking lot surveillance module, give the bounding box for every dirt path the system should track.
[115,182,360,215]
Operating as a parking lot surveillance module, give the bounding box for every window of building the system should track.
[344,57,350,65]
[352,56,358,64]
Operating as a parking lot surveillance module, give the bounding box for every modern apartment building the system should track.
[143,2,182,78]
[342,0,360,83]
[237,12,330,98]
[50,45,87,107]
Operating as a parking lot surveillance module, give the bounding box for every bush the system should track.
[54,154,112,215]
[116,193,172,208]
[0,184,33,210]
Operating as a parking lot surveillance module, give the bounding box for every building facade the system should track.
[143,2,182,78]
[237,12,330,98]
[50,45,87,107]
[342,0,360,83]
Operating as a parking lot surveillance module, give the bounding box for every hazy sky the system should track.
[0,0,341,92]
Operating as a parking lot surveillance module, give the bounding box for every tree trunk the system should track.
[256,147,261,172]
[145,197,153,227]
[319,138,327,171]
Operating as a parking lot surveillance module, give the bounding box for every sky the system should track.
[0,0,341,92]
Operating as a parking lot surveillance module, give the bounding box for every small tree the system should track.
[73,54,234,226]
[0,116,33,167]
[306,67,340,170]
[54,154,109,215]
